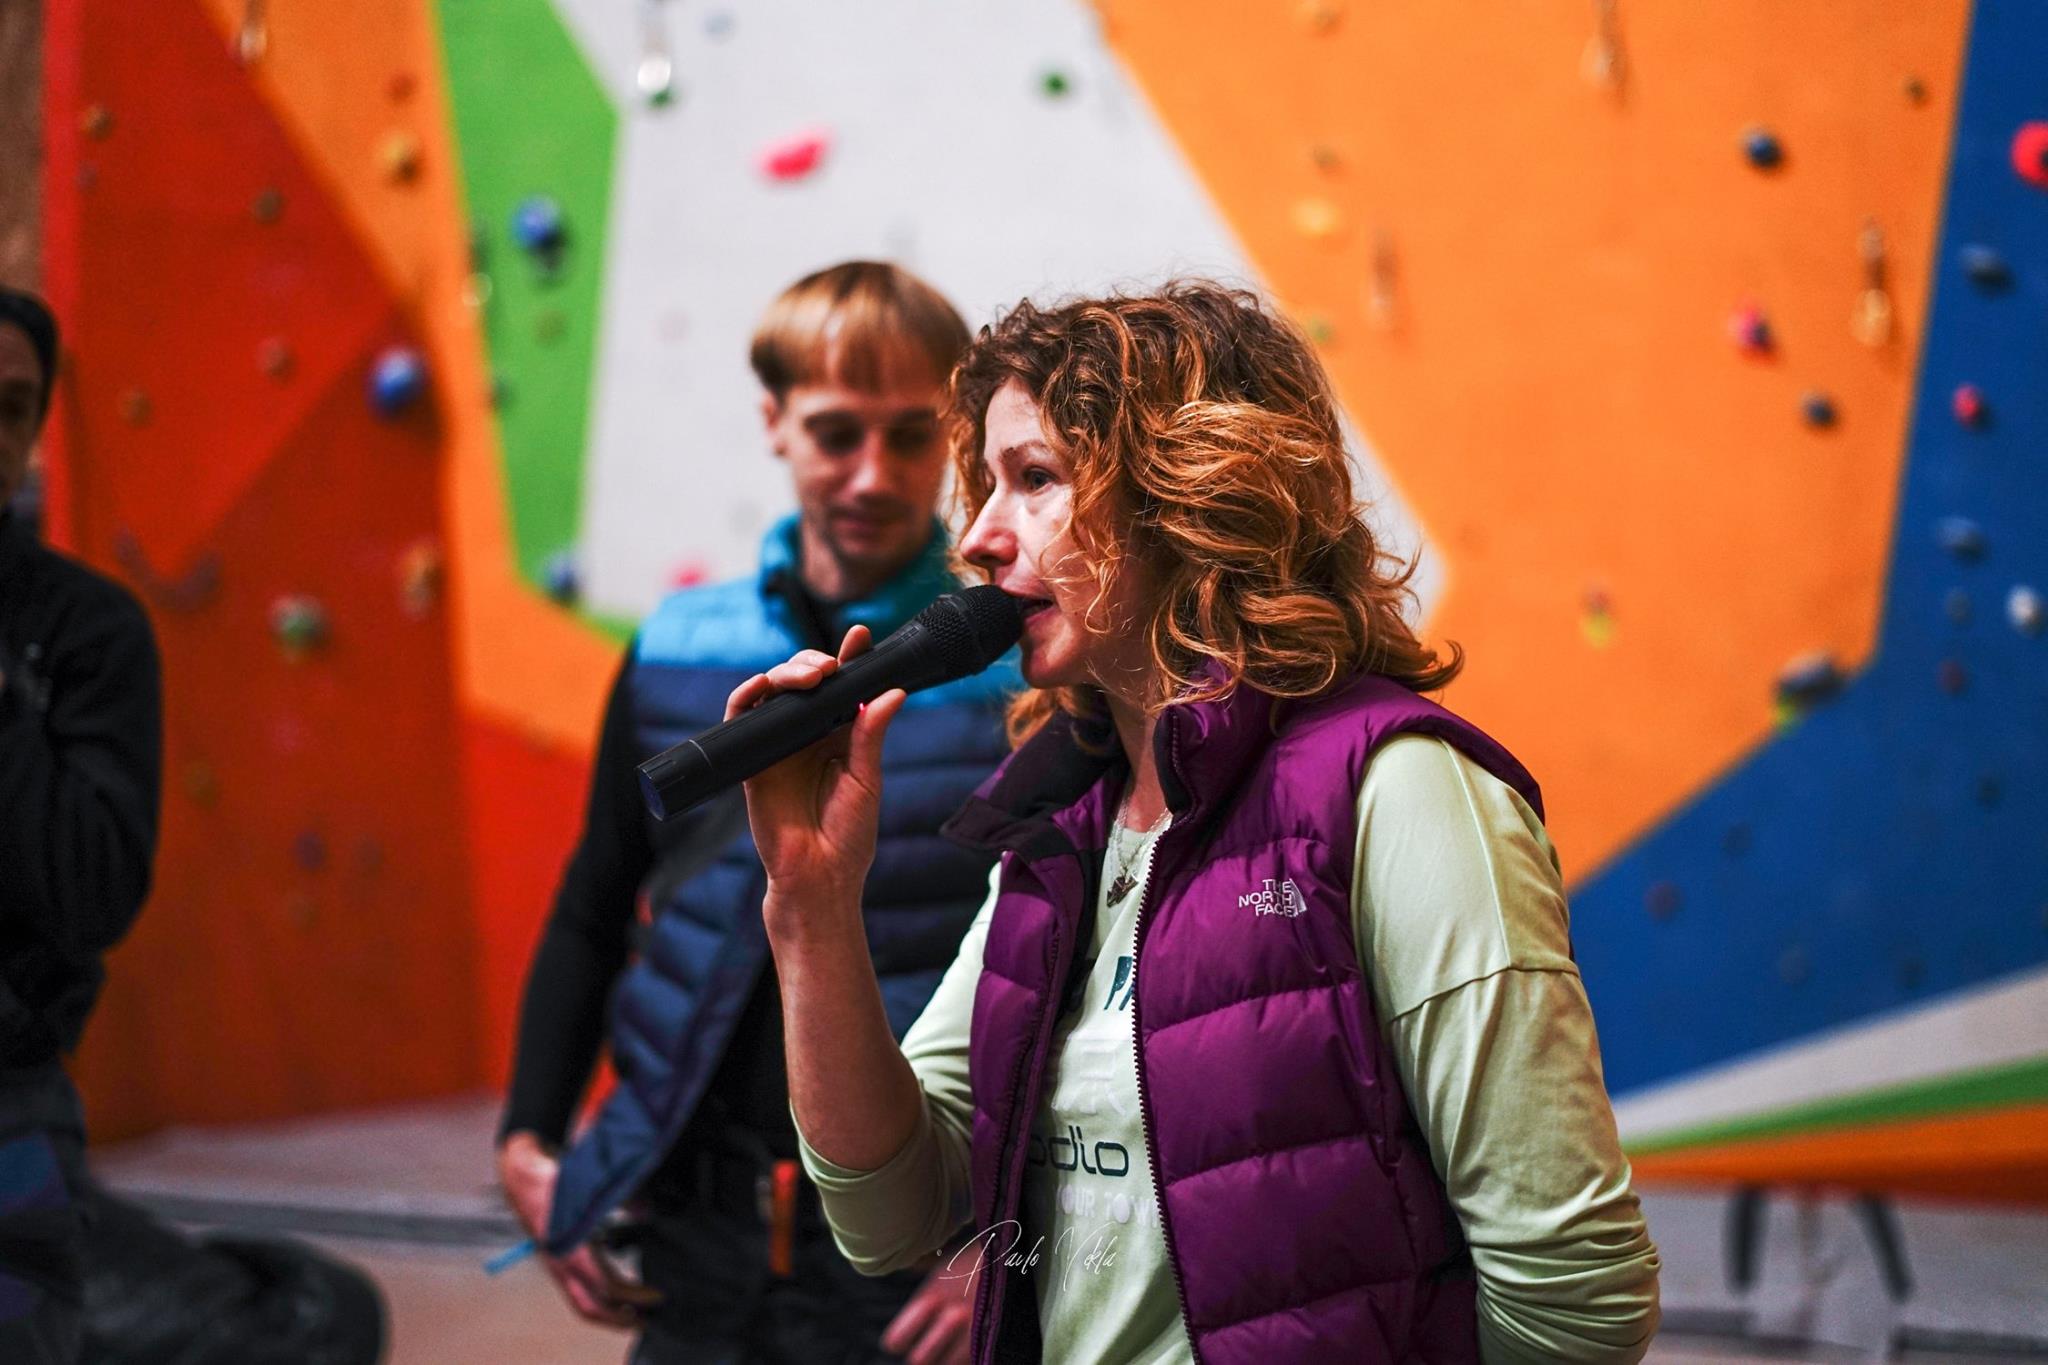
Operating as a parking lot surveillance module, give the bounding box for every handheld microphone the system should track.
[636,584,1024,820]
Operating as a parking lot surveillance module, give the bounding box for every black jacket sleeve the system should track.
[0,579,162,960]
[499,647,656,1148]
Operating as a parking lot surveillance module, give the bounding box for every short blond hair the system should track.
[749,261,970,401]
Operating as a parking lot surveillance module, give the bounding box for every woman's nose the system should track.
[959,502,1013,569]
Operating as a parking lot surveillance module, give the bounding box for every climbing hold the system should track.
[1366,231,1398,332]
[398,540,443,618]
[1742,127,1783,170]
[182,761,220,808]
[252,187,284,224]
[1040,69,1073,98]
[380,130,422,183]
[758,129,831,182]
[269,594,330,658]
[637,46,678,108]
[1581,0,1625,91]
[542,550,580,606]
[1299,0,1342,32]
[1728,304,1772,355]
[1853,219,1893,347]
[1952,383,1988,429]
[293,830,328,873]
[1644,882,1681,922]
[1903,75,1928,105]
[1943,588,1972,625]
[1960,244,2012,291]
[2010,122,2048,189]
[257,337,293,380]
[2009,585,2044,637]
[1775,651,1844,710]
[1293,197,1342,239]
[511,195,566,256]
[1800,391,1836,429]
[118,389,152,426]
[1936,517,1987,562]
[1937,658,1968,695]
[388,72,416,102]
[368,345,427,416]
[236,0,267,64]
[80,104,113,139]
[1580,588,1615,648]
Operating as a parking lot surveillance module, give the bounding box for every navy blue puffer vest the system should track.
[548,517,1017,1254]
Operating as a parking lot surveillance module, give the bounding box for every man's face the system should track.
[763,370,949,600]
[0,324,44,510]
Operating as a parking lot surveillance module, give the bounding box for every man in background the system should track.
[0,286,161,1362]
[497,262,1014,1364]
[0,285,384,1365]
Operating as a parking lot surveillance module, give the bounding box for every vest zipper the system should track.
[1130,818,1203,1363]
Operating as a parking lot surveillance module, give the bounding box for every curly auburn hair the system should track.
[947,280,1460,746]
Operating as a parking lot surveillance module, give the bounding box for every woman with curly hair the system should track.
[729,281,1660,1363]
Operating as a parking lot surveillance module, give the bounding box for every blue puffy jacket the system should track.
[547,517,1017,1253]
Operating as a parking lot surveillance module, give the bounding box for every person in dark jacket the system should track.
[0,285,163,1363]
[0,286,386,1365]
[496,262,1017,1364]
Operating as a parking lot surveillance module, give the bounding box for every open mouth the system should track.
[1018,597,1056,621]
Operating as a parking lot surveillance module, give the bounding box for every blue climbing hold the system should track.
[1742,127,1784,170]
[542,550,580,606]
[1935,516,1987,562]
[1959,243,2012,290]
[512,195,566,255]
[368,346,427,417]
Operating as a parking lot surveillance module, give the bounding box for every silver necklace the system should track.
[1105,797,1171,907]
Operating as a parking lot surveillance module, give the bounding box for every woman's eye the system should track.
[1021,467,1055,491]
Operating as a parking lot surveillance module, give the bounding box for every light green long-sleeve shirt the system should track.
[799,733,1661,1362]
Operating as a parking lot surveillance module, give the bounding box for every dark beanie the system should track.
[0,285,59,421]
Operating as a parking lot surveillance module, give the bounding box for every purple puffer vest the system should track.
[940,671,1544,1364]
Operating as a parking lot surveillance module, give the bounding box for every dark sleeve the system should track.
[499,647,655,1147]
[0,583,162,959]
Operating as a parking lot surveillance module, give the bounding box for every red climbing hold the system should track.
[759,129,831,183]
[1952,383,1987,428]
[2012,122,2048,188]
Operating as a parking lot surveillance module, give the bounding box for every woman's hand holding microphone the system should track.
[725,624,907,942]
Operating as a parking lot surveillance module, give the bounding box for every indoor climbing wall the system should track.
[36,0,1310,1134]
[1104,0,2046,1203]
[37,0,2048,1215]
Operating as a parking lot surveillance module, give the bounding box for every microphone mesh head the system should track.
[916,584,1024,675]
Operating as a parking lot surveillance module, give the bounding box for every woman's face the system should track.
[959,379,1150,696]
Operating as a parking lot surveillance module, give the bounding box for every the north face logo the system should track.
[1238,878,1305,917]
